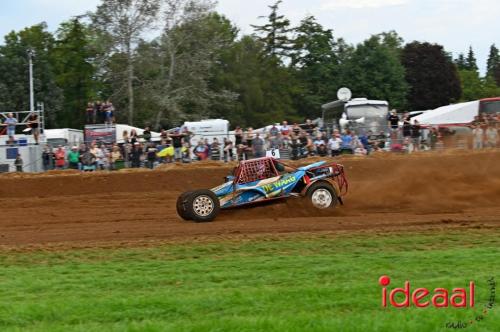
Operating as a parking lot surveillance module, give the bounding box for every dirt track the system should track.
[0,151,499,249]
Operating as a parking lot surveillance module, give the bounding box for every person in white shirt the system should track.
[485,125,498,148]
[472,126,484,149]
[328,134,342,156]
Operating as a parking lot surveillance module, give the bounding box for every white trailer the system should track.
[183,119,231,146]
[45,128,84,147]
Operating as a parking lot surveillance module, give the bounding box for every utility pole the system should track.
[28,49,35,113]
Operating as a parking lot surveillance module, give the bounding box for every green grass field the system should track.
[0,230,498,332]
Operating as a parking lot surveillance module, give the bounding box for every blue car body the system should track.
[211,161,331,209]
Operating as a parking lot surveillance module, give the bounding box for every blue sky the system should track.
[0,0,498,74]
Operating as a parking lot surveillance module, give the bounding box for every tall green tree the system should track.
[454,53,467,70]
[135,3,237,129]
[290,16,342,118]
[211,36,300,127]
[91,0,161,125]
[486,44,500,86]
[465,46,478,72]
[0,23,63,127]
[251,0,292,60]
[402,42,461,111]
[339,35,408,110]
[52,18,96,128]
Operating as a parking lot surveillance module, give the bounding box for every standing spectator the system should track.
[194,140,209,161]
[146,143,157,169]
[269,132,283,150]
[81,149,97,172]
[130,142,143,168]
[143,126,152,142]
[130,129,139,145]
[328,133,342,156]
[110,145,123,170]
[90,145,105,170]
[14,154,23,172]
[292,123,301,136]
[4,113,17,140]
[317,143,328,157]
[123,142,132,167]
[303,119,315,136]
[94,101,104,124]
[234,126,243,146]
[104,101,114,125]
[290,134,302,160]
[42,145,54,171]
[340,131,353,154]
[54,146,66,169]
[472,125,484,150]
[182,141,191,162]
[269,124,279,138]
[68,146,80,170]
[78,144,87,170]
[281,121,290,136]
[86,102,95,124]
[210,138,221,161]
[245,127,255,148]
[411,120,422,151]
[160,129,168,141]
[388,110,400,133]
[234,126,244,160]
[402,116,412,139]
[298,132,309,156]
[122,130,130,144]
[358,132,371,155]
[429,127,439,150]
[252,133,265,158]
[223,137,234,162]
[169,130,184,162]
[485,125,498,148]
[313,136,325,154]
[27,112,40,145]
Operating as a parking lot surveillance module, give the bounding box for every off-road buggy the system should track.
[177,157,348,222]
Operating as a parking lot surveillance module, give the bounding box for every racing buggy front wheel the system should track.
[307,182,338,210]
[185,190,220,222]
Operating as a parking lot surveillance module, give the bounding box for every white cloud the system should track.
[320,0,409,10]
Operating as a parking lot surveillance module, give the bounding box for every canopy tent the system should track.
[413,101,479,126]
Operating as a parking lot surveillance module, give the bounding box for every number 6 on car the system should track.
[266,149,280,159]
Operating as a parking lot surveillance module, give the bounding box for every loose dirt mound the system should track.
[0,151,499,248]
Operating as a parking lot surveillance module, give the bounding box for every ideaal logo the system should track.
[379,276,496,329]
[379,276,475,308]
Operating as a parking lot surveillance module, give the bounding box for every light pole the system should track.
[27,49,35,113]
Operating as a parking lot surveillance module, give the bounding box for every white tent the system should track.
[414,100,479,126]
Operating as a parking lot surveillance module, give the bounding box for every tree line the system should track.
[0,0,499,130]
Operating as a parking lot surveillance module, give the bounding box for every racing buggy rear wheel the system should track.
[185,190,220,222]
[307,182,338,210]
[177,191,193,221]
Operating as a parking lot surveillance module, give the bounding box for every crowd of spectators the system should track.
[40,111,499,172]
